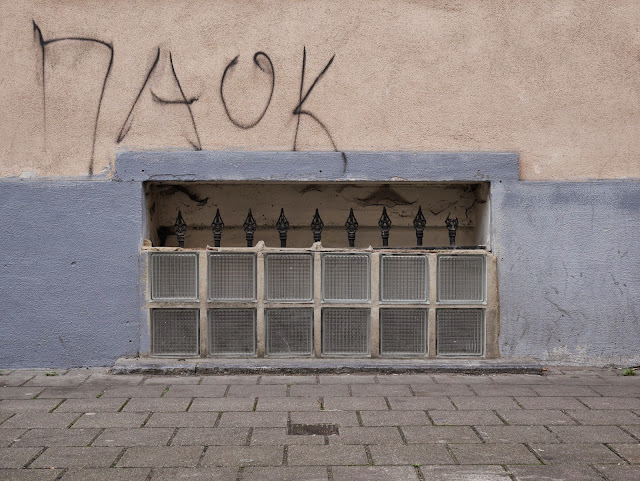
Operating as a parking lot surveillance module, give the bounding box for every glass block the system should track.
[151,309,199,355]
[436,309,484,356]
[322,254,370,302]
[208,253,256,301]
[266,308,314,356]
[322,308,370,355]
[150,253,198,300]
[208,308,256,356]
[437,255,486,303]
[380,255,428,303]
[380,308,427,356]
[265,254,313,302]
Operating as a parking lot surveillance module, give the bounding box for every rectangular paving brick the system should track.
[92,428,174,447]
[38,387,104,399]
[509,465,604,481]
[319,375,377,384]
[376,374,434,384]
[0,387,44,399]
[162,385,227,398]
[251,427,325,445]
[242,466,329,481]
[579,397,640,410]
[31,447,122,468]
[227,385,287,398]
[145,412,220,428]
[350,385,412,397]
[475,425,559,443]
[322,397,388,411]
[429,410,504,426]
[387,397,454,411]
[201,445,283,466]
[199,375,259,384]
[287,445,367,465]
[122,398,191,412]
[150,467,237,481]
[332,466,419,481]
[451,396,521,410]
[369,444,453,465]
[565,409,640,425]
[0,374,36,387]
[594,464,640,481]
[0,468,62,480]
[360,410,430,426]
[623,424,640,437]
[102,386,166,398]
[420,465,512,481]
[327,426,404,445]
[117,446,203,467]
[0,428,26,447]
[472,385,538,397]
[289,411,359,427]
[529,443,623,464]
[256,397,321,411]
[0,447,43,468]
[171,427,248,446]
[450,443,540,464]
[411,384,476,396]
[550,425,637,443]
[142,376,201,385]
[531,385,601,397]
[188,398,255,412]
[1,413,79,429]
[515,396,588,410]
[24,374,89,387]
[71,413,147,429]
[431,374,496,384]
[609,443,640,463]
[402,426,482,444]
[83,374,144,387]
[0,399,65,413]
[590,385,640,397]
[60,467,151,481]
[289,385,350,397]
[218,412,287,428]
[14,428,101,447]
[260,375,317,384]
[497,409,576,425]
[55,398,128,413]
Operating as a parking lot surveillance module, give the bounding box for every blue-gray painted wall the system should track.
[1,152,638,367]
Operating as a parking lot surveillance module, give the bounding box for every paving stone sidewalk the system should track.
[0,367,638,481]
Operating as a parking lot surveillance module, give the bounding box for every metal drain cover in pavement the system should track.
[287,423,339,436]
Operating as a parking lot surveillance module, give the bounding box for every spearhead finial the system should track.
[345,208,359,247]
[243,209,257,247]
[413,206,426,246]
[211,209,224,247]
[445,213,459,246]
[311,208,324,243]
[378,207,392,247]
[276,208,290,247]
[174,210,187,248]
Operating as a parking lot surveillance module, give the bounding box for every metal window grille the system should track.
[436,309,484,356]
[150,253,198,300]
[380,255,428,303]
[265,254,313,302]
[379,309,427,356]
[151,309,199,356]
[208,308,256,356]
[208,253,256,301]
[322,308,370,355]
[265,308,313,356]
[437,255,486,303]
[322,254,370,302]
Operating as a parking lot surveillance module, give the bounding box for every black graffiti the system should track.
[220,52,275,129]
[117,48,202,151]
[33,21,113,176]
[293,47,347,171]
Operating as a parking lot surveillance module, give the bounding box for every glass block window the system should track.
[380,308,427,356]
[436,309,484,356]
[208,253,256,301]
[208,308,256,356]
[266,308,314,356]
[322,254,370,302]
[437,255,486,303]
[150,253,198,300]
[380,255,428,303]
[265,254,313,302]
[151,309,199,356]
[322,308,370,355]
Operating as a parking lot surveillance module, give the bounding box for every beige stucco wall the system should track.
[0,0,638,180]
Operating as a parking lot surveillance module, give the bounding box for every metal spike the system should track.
[174,210,187,248]
[345,208,359,247]
[276,208,290,247]
[311,208,324,243]
[243,209,257,247]
[211,209,224,247]
[378,207,392,247]
[413,206,426,246]
[445,214,459,247]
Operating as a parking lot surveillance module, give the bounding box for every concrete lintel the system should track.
[112,357,543,375]
[115,151,519,182]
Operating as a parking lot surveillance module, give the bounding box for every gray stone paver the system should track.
[0,367,639,477]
